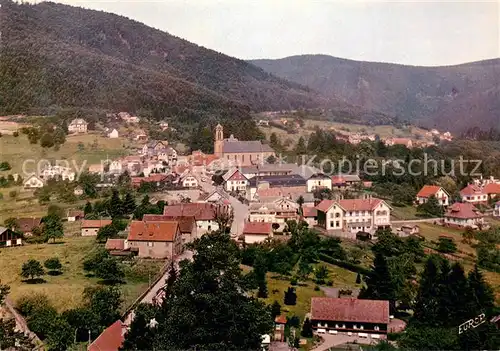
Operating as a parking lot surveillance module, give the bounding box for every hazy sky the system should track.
[47,0,499,66]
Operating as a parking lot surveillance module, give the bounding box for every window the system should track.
[353,324,357,329]
[147,242,154,247]
[374,326,380,331]
[335,221,340,227]
[330,213,334,218]
[335,213,340,218]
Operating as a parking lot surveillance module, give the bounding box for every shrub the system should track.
[13,131,19,137]
[290,277,298,286]
[16,293,52,317]
[8,190,17,198]
[314,285,320,291]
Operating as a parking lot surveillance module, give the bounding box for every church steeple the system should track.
[214,124,224,157]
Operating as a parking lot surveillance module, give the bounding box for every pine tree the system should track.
[359,253,397,313]
[283,287,297,306]
[109,189,123,218]
[301,318,313,338]
[356,273,362,284]
[270,301,281,319]
[163,261,177,301]
[295,136,307,155]
[467,264,495,312]
[413,256,442,326]
[444,263,474,325]
[122,192,136,214]
[120,304,156,351]
[254,253,268,298]
[141,194,150,207]
[84,201,93,216]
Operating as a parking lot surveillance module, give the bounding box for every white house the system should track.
[68,118,88,133]
[444,202,484,229]
[416,185,450,206]
[180,172,199,188]
[40,165,75,182]
[248,197,299,231]
[223,168,249,193]
[315,197,391,233]
[109,160,123,174]
[460,184,488,204]
[23,175,44,189]
[243,222,273,244]
[307,173,332,192]
[163,203,221,233]
[108,128,119,138]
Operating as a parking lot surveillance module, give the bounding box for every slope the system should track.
[250,55,500,132]
[0,1,326,120]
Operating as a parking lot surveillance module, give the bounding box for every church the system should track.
[214,124,275,166]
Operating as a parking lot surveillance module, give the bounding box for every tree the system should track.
[283,287,297,306]
[254,253,268,298]
[298,259,312,280]
[413,256,442,325]
[40,133,55,148]
[96,224,119,243]
[122,192,136,214]
[437,237,457,254]
[301,318,313,338]
[417,195,444,217]
[462,227,475,244]
[314,265,328,284]
[109,189,124,218]
[359,253,397,313]
[295,136,307,155]
[44,257,62,275]
[296,195,304,215]
[0,162,11,171]
[356,273,362,284]
[83,286,122,329]
[43,213,64,243]
[3,217,18,231]
[147,231,273,350]
[467,264,495,312]
[84,201,93,216]
[21,259,44,281]
[46,317,73,351]
[162,261,177,301]
[120,304,157,351]
[0,285,35,350]
[270,301,281,319]
[95,257,125,283]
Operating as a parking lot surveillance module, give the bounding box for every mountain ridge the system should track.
[250,54,500,132]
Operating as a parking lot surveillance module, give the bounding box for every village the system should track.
[1,114,500,350]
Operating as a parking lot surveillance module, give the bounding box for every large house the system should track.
[214,124,275,166]
[163,203,220,232]
[416,185,450,206]
[316,197,391,233]
[0,227,22,247]
[242,222,273,244]
[460,184,488,204]
[248,197,299,231]
[142,214,197,244]
[331,174,362,191]
[15,217,42,236]
[248,174,307,200]
[81,220,112,236]
[68,118,88,133]
[307,173,332,192]
[443,203,484,229]
[310,297,389,338]
[127,220,183,259]
[223,168,249,193]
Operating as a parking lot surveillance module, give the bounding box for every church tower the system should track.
[214,124,224,157]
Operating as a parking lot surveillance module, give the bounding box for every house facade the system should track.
[142,214,197,244]
[307,174,332,192]
[460,184,488,204]
[163,203,220,232]
[223,168,249,193]
[40,165,75,181]
[0,227,22,247]
[15,218,42,236]
[416,185,450,206]
[444,203,484,229]
[23,175,44,189]
[81,220,112,236]
[302,207,318,227]
[127,221,183,259]
[67,210,84,222]
[316,198,391,233]
[311,297,389,338]
[108,129,119,138]
[180,173,199,188]
[248,197,299,231]
[68,118,88,133]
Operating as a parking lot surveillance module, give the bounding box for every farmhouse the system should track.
[68,118,88,133]
[302,207,318,227]
[443,203,484,229]
[108,128,119,138]
[214,124,275,166]
[23,175,44,189]
[310,297,390,337]
[81,219,112,236]
[242,222,273,244]
[315,197,391,233]
[163,203,220,232]
[127,220,182,259]
[67,210,84,222]
[307,173,332,192]
[142,214,197,244]
[0,227,22,247]
[180,172,199,188]
[460,184,488,204]
[15,217,42,236]
[248,197,299,231]
[416,185,450,206]
[223,168,249,193]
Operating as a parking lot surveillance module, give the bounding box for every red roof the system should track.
[275,315,287,324]
[81,220,112,228]
[311,297,389,324]
[460,184,486,196]
[68,210,84,218]
[445,203,482,219]
[484,183,500,195]
[15,218,42,233]
[417,185,442,198]
[142,214,195,234]
[192,153,219,167]
[88,320,125,351]
[316,198,383,213]
[331,176,346,185]
[257,186,307,198]
[243,222,273,235]
[128,221,180,242]
[228,170,247,181]
[105,239,126,251]
[163,203,217,221]
[302,207,318,217]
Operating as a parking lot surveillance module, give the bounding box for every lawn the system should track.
[0,133,131,174]
[390,204,420,220]
[0,237,164,312]
[417,223,475,256]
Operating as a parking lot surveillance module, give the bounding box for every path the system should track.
[4,298,44,349]
[392,218,442,224]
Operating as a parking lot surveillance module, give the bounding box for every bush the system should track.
[290,277,298,286]
[326,280,333,286]
[16,293,52,317]
[8,190,17,198]
[318,253,371,275]
[314,285,320,291]
[13,131,19,137]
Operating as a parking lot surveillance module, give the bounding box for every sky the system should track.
[42,0,499,66]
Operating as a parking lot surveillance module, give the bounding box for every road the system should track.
[198,180,249,236]
[392,218,442,224]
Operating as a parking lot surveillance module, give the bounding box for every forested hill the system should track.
[0,1,327,120]
[250,55,500,133]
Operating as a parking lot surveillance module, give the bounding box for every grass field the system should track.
[0,237,163,312]
[0,133,131,174]
[390,204,420,220]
